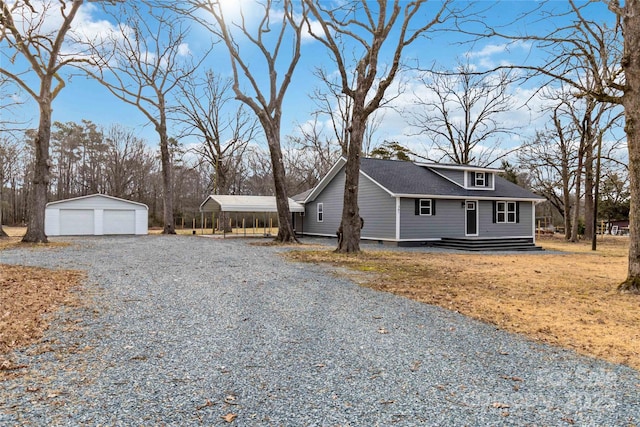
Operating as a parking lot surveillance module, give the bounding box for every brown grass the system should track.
[1,227,84,376]
[285,235,640,370]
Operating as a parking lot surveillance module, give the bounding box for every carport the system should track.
[199,195,305,237]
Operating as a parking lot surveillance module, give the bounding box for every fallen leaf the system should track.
[378,328,389,334]
[221,413,237,423]
[196,399,215,410]
[492,402,510,409]
[501,375,523,382]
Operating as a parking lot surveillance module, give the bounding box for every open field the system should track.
[286,235,640,370]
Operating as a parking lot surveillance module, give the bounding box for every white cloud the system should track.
[302,18,324,43]
[178,43,191,57]
[465,40,532,69]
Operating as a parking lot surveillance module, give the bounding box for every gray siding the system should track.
[400,198,466,239]
[302,170,345,236]
[358,176,396,239]
[400,198,534,240]
[478,200,534,237]
[431,169,465,187]
[303,168,396,239]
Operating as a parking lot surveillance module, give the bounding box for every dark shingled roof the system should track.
[359,158,544,200]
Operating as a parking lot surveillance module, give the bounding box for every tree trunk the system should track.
[264,123,297,243]
[561,150,572,240]
[620,0,640,293]
[336,108,365,253]
[584,137,594,240]
[22,100,51,243]
[570,149,583,242]
[158,109,175,235]
[0,209,7,238]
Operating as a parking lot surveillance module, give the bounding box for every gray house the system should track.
[294,157,545,249]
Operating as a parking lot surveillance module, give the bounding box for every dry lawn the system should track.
[286,235,640,371]
[1,227,84,376]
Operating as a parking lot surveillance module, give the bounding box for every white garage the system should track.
[45,194,148,236]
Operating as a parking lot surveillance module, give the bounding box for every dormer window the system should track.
[474,172,485,187]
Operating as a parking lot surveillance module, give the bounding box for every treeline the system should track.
[0,120,340,227]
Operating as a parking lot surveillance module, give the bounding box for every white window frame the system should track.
[317,202,323,222]
[474,172,485,187]
[419,199,432,216]
[496,201,517,223]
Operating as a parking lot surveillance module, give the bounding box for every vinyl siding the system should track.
[358,175,396,239]
[400,198,466,239]
[478,200,534,237]
[302,170,345,236]
[303,168,396,239]
[400,199,533,240]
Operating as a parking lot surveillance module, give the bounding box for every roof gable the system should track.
[46,194,148,209]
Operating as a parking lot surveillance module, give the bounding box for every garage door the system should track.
[59,209,95,235]
[103,209,136,234]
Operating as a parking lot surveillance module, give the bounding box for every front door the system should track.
[465,201,478,236]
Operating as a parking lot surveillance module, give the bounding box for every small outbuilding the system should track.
[45,194,148,236]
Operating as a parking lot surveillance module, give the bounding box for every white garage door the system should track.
[103,209,136,234]
[59,209,95,235]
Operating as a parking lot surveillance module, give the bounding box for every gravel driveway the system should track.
[1,235,638,426]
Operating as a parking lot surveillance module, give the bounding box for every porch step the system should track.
[432,237,543,252]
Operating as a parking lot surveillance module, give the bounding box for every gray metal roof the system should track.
[359,158,544,200]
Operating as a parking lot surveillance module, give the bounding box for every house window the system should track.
[414,199,436,216]
[317,203,323,222]
[474,172,485,187]
[496,201,517,223]
[419,199,432,216]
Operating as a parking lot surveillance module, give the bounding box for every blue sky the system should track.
[1,0,619,163]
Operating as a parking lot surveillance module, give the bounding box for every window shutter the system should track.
[485,173,490,187]
[516,202,520,223]
[432,199,436,216]
[492,201,497,223]
[415,199,420,215]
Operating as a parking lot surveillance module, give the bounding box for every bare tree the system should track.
[409,61,519,167]
[471,0,638,291]
[284,116,342,196]
[83,4,204,234]
[304,0,453,252]
[0,137,21,237]
[0,0,86,243]
[171,0,305,243]
[311,71,385,157]
[175,71,259,196]
[519,106,580,240]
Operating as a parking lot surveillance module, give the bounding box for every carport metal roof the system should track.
[199,195,305,213]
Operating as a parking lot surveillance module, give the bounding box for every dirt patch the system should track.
[285,235,640,370]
